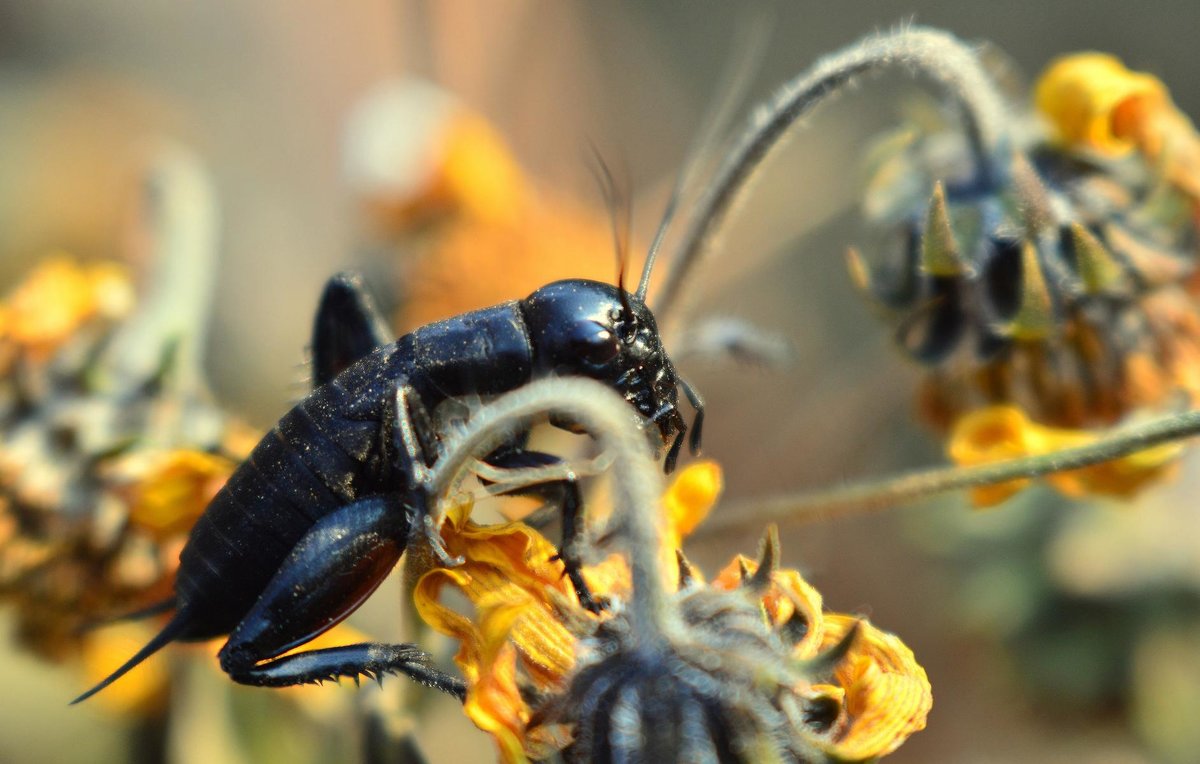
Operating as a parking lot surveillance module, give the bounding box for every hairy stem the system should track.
[697,408,1200,535]
[99,142,220,395]
[424,378,674,644]
[655,25,1009,324]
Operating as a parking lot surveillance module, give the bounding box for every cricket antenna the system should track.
[587,142,637,326]
[635,12,769,304]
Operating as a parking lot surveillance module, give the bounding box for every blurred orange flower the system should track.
[345,80,628,331]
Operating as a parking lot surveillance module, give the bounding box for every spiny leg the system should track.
[679,374,705,455]
[312,271,393,387]
[485,449,605,613]
[217,496,464,699]
[392,383,462,567]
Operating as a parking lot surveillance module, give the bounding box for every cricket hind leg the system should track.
[216,496,464,699]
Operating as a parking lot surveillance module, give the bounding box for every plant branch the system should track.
[697,408,1200,536]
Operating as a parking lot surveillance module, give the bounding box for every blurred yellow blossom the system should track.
[1036,52,1200,199]
[0,255,133,362]
[344,79,628,331]
[948,404,1182,506]
[114,450,240,540]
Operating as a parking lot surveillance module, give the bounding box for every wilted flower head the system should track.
[848,50,1200,500]
[417,466,931,763]
[410,380,930,762]
[0,150,255,680]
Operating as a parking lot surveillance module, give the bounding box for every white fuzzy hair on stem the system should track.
[418,377,677,645]
[655,25,1011,325]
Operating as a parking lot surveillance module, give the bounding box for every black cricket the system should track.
[73,268,703,703]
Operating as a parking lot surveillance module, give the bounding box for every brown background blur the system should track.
[2,1,1198,762]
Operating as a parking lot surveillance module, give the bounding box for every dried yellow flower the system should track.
[415,462,930,762]
[0,255,254,666]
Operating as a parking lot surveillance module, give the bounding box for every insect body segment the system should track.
[75,270,698,703]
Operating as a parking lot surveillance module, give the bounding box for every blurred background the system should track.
[3,1,1200,762]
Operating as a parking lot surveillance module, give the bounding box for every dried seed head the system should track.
[852,53,1200,436]
[0,262,252,659]
[0,150,251,664]
[543,585,820,763]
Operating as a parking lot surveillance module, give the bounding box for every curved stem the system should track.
[99,142,220,395]
[654,25,1009,325]
[696,408,1200,535]
[423,378,674,645]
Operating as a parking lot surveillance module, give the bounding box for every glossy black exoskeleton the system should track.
[74,271,703,703]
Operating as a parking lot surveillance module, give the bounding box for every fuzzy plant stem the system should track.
[422,377,675,645]
[699,408,1200,535]
[654,25,1009,323]
[98,143,220,395]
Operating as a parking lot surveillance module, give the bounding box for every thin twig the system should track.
[697,408,1200,535]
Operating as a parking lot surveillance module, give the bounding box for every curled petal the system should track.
[1035,52,1200,200]
[461,605,532,764]
[813,615,932,761]
[1035,53,1169,156]
[413,508,578,688]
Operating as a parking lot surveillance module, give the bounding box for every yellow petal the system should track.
[1,255,133,359]
[1035,53,1200,200]
[661,460,724,544]
[461,604,533,764]
[947,405,1181,506]
[1035,53,1169,156]
[813,614,932,761]
[120,450,239,539]
[413,509,580,688]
